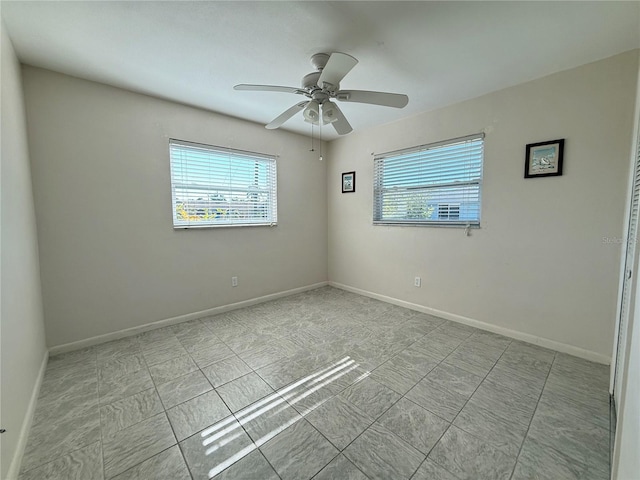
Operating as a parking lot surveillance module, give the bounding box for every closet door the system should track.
[613,129,640,406]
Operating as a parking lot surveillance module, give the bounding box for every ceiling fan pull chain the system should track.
[310,123,315,152]
[319,121,323,161]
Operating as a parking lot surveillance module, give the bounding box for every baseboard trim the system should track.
[48,282,329,355]
[330,281,611,365]
[6,349,49,480]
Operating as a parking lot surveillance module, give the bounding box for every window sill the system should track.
[372,221,480,228]
[173,223,278,229]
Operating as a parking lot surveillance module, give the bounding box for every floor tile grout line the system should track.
[205,321,287,480]
[131,334,194,480]
[539,370,613,432]
[309,453,373,480]
[246,327,336,480]
[41,295,337,478]
[89,344,111,480]
[89,348,107,478]
[152,328,212,480]
[401,335,516,479]
[18,441,102,477]
[282,330,453,477]
[108,444,188,480]
[176,438,198,480]
[41,289,606,480]
[247,335,343,478]
[353,320,454,398]
[101,304,378,478]
[396,395,461,479]
[507,350,558,480]
[410,458,461,480]
[319,326,490,478]
[282,328,486,478]
[126,313,302,478]
[25,349,103,476]
[507,353,611,479]
[248,321,408,478]
[93,341,111,480]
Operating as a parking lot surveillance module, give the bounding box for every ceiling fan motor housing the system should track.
[303,53,341,95]
[310,53,330,71]
[302,73,336,102]
[302,72,321,90]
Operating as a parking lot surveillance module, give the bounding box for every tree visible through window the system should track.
[373,134,483,226]
[169,139,277,228]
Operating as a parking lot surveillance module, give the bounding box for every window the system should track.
[169,139,277,228]
[438,203,460,220]
[373,133,484,226]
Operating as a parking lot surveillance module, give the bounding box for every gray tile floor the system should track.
[20,286,611,479]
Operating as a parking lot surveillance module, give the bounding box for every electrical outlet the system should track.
[414,276,421,287]
[232,276,238,287]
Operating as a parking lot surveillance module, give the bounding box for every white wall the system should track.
[0,23,48,479]
[327,50,639,360]
[22,67,328,348]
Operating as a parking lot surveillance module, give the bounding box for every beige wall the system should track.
[18,48,638,359]
[327,50,639,359]
[22,67,328,348]
[0,23,48,478]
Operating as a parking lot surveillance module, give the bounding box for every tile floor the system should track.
[19,286,611,479]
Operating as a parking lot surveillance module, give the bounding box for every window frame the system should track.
[373,133,484,227]
[169,139,278,229]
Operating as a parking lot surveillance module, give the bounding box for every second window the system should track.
[373,133,484,226]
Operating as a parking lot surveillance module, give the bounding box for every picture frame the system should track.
[342,171,356,193]
[524,139,564,178]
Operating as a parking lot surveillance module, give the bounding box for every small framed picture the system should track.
[342,171,356,193]
[525,139,564,178]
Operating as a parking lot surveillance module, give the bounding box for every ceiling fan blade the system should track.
[234,84,305,95]
[318,53,358,90]
[265,102,309,129]
[329,102,353,135]
[335,90,408,108]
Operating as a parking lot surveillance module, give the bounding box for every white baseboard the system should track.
[5,349,49,480]
[49,279,610,365]
[330,281,611,365]
[49,282,329,355]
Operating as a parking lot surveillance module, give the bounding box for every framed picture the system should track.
[525,139,564,178]
[342,171,356,193]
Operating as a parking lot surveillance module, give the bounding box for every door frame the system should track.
[610,72,640,399]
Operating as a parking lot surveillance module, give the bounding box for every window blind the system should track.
[169,139,277,228]
[373,133,484,226]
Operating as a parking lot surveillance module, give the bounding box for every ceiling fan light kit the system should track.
[303,100,320,124]
[322,103,338,124]
[234,52,409,135]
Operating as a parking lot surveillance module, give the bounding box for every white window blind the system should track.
[438,203,461,220]
[169,139,277,228]
[373,133,484,226]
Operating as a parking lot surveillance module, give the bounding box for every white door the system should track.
[612,127,640,406]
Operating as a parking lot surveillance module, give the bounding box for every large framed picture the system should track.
[524,139,565,178]
[342,171,356,193]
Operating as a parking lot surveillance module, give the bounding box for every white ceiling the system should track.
[2,1,639,140]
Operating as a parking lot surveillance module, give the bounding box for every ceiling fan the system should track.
[234,52,409,135]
